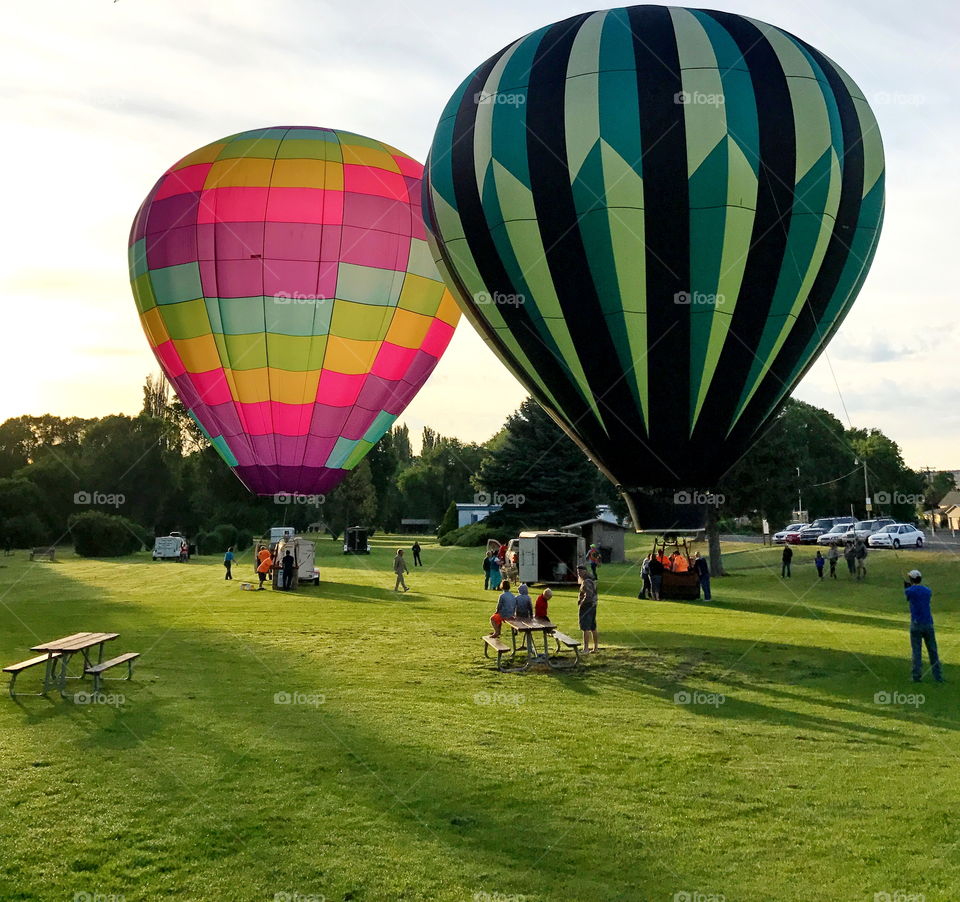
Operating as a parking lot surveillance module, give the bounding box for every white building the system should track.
[455,503,502,528]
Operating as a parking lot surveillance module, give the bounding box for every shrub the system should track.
[438,501,458,539]
[439,521,506,547]
[1,513,47,548]
[206,523,240,552]
[69,511,144,557]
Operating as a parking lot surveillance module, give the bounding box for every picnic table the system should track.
[501,617,581,670]
[30,632,119,695]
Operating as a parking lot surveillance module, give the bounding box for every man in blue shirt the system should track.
[488,581,517,638]
[904,569,943,682]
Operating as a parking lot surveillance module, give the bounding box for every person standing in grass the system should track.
[639,554,653,599]
[648,553,664,601]
[903,569,943,683]
[482,550,493,590]
[489,552,502,592]
[412,540,422,567]
[814,550,825,579]
[781,544,793,578]
[393,549,410,592]
[844,541,856,577]
[577,565,599,654]
[489,580,517,638]
[693,552,711,600]
[256,549,272,590]
[281,550,295,590]
[828,544,840,579]
[223,546,234,580]
[855,541,868,580]
[587,543,602,580]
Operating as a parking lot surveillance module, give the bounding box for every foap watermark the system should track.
[273,893,325,902]
[674,90,724,107]
[274,291,329,305]
[73,893,126,902]
[673,892,726,902]
[874,892,926,902]
[472,893,527,902]
[274,691,325,707]
[874,491,924,506]
[674,690,725,708]
[874,690,924,708]
[674,290,725,307]
[474,690,525,707]
[870,91,926,106]
[274,492,325,506]
[473,91,525,107]
[73,691,125,708]
[474,290,525,307]
[74,490,125,508]
[474,491,525,508]
[673,490,724,507]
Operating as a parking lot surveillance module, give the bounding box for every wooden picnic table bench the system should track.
[30,632,121,696]
[86,653,140,693]
[29,546,56,561]
[482,618,581,671]
[4,652,63,698]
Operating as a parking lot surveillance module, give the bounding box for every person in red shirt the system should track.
[534,587,552,619]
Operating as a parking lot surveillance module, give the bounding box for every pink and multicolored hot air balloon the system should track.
[129,126,459,496]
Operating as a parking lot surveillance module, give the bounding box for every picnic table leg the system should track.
[41,654,56,695]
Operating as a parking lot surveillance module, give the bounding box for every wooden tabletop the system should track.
[31,632,119,653]
[504,617,556,632]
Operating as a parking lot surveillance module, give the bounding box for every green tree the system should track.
[321,460,377,541]
[474,398,602,528]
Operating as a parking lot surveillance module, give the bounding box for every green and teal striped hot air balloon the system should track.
[423,5,884,530]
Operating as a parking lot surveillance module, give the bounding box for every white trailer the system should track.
[507,530,586,586]
[274,536,320,588]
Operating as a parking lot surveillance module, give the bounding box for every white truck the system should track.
[504,530,586,586]
[274,536,320,587]
[270,526,296,544]
[152,535,184,561]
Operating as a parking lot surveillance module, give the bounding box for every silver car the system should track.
[844,518,895,542]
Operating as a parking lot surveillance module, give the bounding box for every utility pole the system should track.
[796,467,803,521]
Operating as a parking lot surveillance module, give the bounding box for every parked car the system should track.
[773,522,806,544]
[784,526,808,545]
[844,518,895,542]
[867,524,925,549]
[817,524,851,546]
[798,516,856,544]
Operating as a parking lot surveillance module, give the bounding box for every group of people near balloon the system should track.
[639,550,711,602]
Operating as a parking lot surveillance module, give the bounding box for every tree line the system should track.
[0,376,948,554]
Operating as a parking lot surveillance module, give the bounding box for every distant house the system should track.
[561,516,630,563]
[932,489,960,531]
[400,518,434,533]
[455,503,502,528]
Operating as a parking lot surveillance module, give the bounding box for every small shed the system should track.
[562,517,629,563]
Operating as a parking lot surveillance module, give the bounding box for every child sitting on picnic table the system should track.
[515,584,534,618]
[489,580,517,638]
[535,587,552,619]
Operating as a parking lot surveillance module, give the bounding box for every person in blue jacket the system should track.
[904,569,943,683]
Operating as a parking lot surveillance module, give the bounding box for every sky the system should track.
[1,0,957,467]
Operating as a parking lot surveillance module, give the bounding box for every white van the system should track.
[152,535,183,561]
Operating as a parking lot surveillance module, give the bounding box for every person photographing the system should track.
[903,569,943,683]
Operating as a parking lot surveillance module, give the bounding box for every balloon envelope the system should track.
[424,6,884,528]
[130,126,459,496]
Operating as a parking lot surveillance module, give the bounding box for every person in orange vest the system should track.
[256,549,273,590]
[672,553,690,573]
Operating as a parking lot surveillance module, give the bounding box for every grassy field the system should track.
[1,533,958,901]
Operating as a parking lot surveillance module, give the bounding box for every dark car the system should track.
[797,516,856,544]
